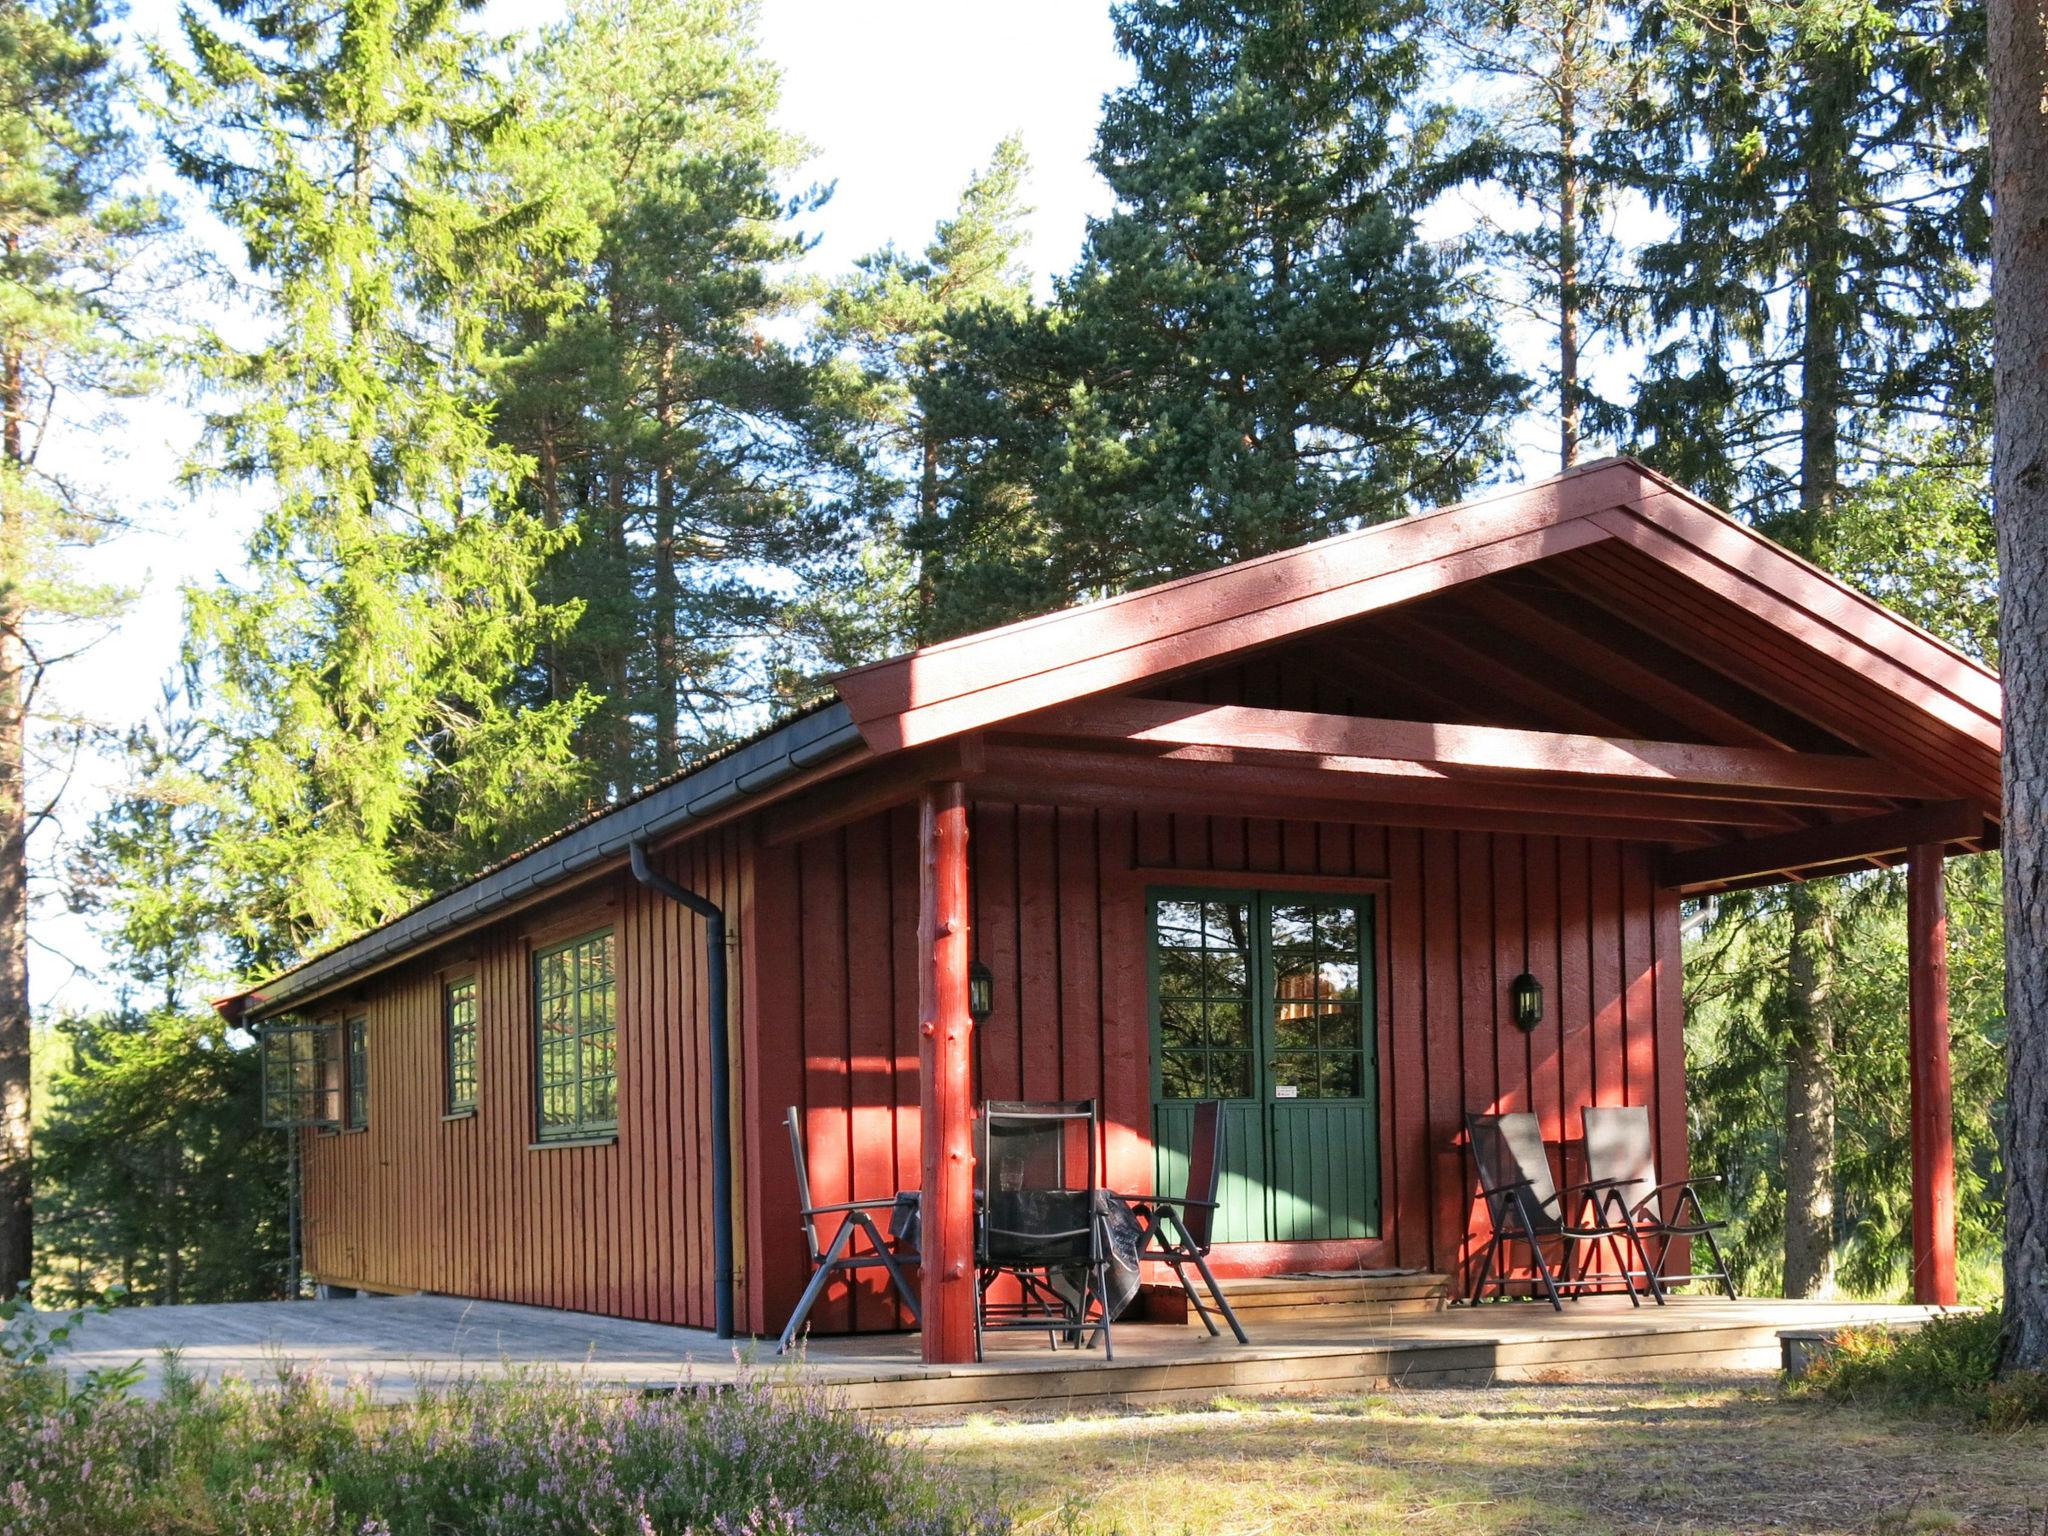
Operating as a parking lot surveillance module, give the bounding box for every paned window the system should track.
[445,978,478,1114]
[534,929,617,1140]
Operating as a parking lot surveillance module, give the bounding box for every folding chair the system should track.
[1129,1100,1248,1343]
[776,1106,922,1354]
[977,1099,1117,1360]
[1465,1111,1658,1310]
[1581,1104,1737,1300]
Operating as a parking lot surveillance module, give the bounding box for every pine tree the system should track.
[1623,0,1987,1296]
[0,0,165,1293]
[1436,0,1640,465]
[929,0,1525,630]
[486,0,845,791]
[816,136,1034,653]
[155,0,592,966]
[1989,0,2048,1372]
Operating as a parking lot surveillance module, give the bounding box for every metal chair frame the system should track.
[975,1098,1117,1361]
[1128,1100,1249,1344]
[776,1106,922,1355]
[1464,1111,1660,1310]
[1580,1104,1738,1300]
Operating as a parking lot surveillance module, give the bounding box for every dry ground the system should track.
[921,1374,2048,1536]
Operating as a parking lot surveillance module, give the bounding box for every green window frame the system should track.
[533,928,617,1141]
[445,977,478,1115]
[344,1014,369,1130]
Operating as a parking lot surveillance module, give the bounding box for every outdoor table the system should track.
[887,1187,1145,1321]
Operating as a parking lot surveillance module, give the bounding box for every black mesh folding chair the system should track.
[776,1106,922,1354]
[976,1099,1116,1360]
[1581,1104,1737,1300]
[1129,1100,1249,1343]
[1465,1111,1658,1310]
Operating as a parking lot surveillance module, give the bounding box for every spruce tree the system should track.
[930,0,1525,629]
[817,136,1034,652]
[1990,0,2048,1371]
[0,0,165,1293]
[156,0,591,964]
[1623,0,1986,1295]
[1437,0,1640,465]
[487,0,843,791]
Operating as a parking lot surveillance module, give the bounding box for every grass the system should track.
[926,1377,2048,1536]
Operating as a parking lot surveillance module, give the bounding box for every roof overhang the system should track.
[224,702,866,1021]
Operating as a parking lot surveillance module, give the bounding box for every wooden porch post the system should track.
[1907,842,1958,1306]
[918,782,977,1363]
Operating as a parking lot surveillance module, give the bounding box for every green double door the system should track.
[1149,890,1380,1243]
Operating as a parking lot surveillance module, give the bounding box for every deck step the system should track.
[1144,1268,1451,1326]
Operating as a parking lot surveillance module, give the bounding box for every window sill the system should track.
[527,1133,618,1151]
[338,1126,368,1136]
[441,1109,477,1123]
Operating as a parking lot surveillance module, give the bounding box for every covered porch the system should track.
[792,460,1999,1364]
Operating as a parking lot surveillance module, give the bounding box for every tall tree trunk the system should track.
[1777,75,1848,1301]
[1557,9,1581,470]
[915,422,940,644]
[1990,0,2048,1372]
[0,247,31,1294]
[1781,885,1837,1296]
[652,339,680,779]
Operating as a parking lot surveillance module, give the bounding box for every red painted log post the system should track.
[917,782,977,1362]
[1907,842,1958,1306]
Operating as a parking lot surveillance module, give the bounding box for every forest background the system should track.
[2,0,1999,1309]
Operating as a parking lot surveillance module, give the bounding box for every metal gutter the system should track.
[234,703,862,1019]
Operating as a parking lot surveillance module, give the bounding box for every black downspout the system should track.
[629,839,735,1339]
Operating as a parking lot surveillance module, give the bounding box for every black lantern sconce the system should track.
[968,959,995,1024]
[1510,972,1544,1032]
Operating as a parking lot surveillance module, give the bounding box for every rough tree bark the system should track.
[1990,0,2048,1373]
[1556,2,1581,470]
[1781,885,1837,1296]
[0,256,31,1294]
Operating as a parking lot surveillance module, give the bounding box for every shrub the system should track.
[1798,1306,2047,1426]
[0,1353,1008,1536]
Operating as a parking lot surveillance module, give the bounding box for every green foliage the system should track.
[919,0,1526,636]
[33,1011,287,1306]
[814,136,1034,655]
[0,1360,1008,1535]
[1622,0,1986,534]
[1686,857,2007,1298]
[154,0,596,967]
[0,1282,142,1424]
[1797,1309,2048,1427]
[485,0,854,788]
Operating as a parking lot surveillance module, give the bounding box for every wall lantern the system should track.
[1510,972,1544,1032]
[968,960,995,1024]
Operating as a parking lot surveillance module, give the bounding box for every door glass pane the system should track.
[1272,1052,1317,1095]
[1210,1051,1253,1099]
[1154,896,1252,1099]
[1206,1000,1250,1049]
[1265,898,1366,1101]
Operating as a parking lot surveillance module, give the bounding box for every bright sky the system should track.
[40,0,1573,1015]
[36,0,1135,1014]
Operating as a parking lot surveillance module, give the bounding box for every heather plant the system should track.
[0,1356,1008,1536]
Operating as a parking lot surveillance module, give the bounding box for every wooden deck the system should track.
[55,1293,1942,1415]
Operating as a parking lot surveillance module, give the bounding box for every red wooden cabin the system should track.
[221,458,2001,1364]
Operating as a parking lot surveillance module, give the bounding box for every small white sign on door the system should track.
[1274,1084,1299,1099]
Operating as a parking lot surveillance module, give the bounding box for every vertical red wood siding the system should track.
[299,828,746,1330]
[759,802,1686,1313]
[300,799,1687,1328]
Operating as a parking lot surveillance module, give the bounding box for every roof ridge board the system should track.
[1596,499,2002,733]
[829,459,1651,686]
[1624,462,2001,689]
[839,468,1650,741]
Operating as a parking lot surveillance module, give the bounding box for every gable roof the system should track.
[225,457,2002,1018]
[830,457,2001,815]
